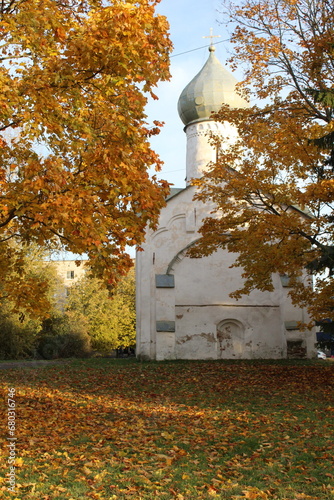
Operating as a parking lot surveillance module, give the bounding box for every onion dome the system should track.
[177,46,249,127]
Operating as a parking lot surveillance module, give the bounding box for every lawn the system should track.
[0,358,333,500]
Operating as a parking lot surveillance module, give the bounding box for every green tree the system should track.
[66,268,136,351]
[192,0,334,322]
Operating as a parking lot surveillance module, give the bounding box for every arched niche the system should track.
[216,319,245,359]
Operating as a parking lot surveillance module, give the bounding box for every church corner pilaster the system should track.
[155,274,176,360]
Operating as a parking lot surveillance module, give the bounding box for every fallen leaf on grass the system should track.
[241,487,269,499]
[82,466,93,475]
[161,432,174,440]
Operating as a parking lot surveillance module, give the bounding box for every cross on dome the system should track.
[203,28,221,52]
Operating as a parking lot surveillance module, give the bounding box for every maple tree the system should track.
[0,0,172,311]
[192,0,334,321]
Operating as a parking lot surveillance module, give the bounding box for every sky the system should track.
[145,0,243,189]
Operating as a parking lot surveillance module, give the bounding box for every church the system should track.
[136,45,316,361]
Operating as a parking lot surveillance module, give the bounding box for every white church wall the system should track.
[156,332,176,361]
[175,305,286,359]
[136,189,316,360]
[136,247,157,360]
[171,246,287,360]
[185,120,238,185]
[174,250,281,307]
[276,273,316,358]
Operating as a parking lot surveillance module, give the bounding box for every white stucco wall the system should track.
[136,186,316,360]
[185,120,238,185]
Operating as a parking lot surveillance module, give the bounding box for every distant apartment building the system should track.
[53,259,88,309]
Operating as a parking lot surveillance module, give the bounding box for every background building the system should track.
[53,259,88,309]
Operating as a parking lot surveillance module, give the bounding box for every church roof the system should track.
[177,46,249,127]
[166,187,185,201]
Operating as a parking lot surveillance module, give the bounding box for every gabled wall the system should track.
[136,187,316,360]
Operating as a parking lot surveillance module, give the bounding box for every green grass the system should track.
[0,358,333,499]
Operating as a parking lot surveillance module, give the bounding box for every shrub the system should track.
[38,313,91,359]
